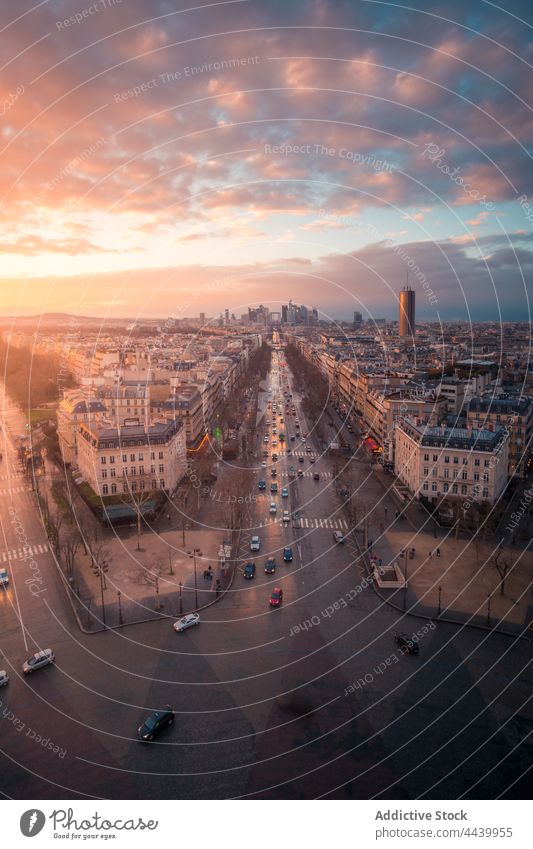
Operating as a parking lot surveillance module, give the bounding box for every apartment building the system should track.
[57,391,108,465]
[467,396,533,478]
[77,419,186,497]
[395,420,509,506]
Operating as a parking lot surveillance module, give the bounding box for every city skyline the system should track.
[0,0,531,321]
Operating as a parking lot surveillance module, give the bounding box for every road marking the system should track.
[2,543,48,561]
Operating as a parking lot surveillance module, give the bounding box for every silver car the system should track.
[173,613,200,633]
[23,649,55,674]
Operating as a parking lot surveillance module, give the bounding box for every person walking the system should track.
[436,547,441,557]
[429,550,432,558]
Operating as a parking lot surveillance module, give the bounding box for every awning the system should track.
[364,436,380,452]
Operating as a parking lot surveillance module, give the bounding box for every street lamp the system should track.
[437,585,442,618]
[189,548,200,608]
[403,549,408,612]
[117,590,123,625]
[179,581,183,614]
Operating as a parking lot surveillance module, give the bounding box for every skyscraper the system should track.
[399,286,415,337]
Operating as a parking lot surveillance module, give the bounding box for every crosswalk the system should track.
[280,470,332,479]
[0,474,23,481]
[1,543,49,562]
[0,486,32,496]
[257,516,348,530]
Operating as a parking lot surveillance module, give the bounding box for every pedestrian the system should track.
[384,507,388,517]
[436,547,441,557]
[378,557,382,567]
[166,513,170,521]
[429,550,432,558]
[395,510,399,519]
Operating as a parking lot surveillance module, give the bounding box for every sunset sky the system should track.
[0,0,532,321]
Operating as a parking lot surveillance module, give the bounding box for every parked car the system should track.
[269,587,283,607]
[270,482,278,493]
[333,531,344,544]
[243,561,256,579]
[23,649,55,674]
[265,558,276,574]
[281,486,289,498]
[283,546,293,562]
[258,479,266,490]
[173,613,200,632]
[282,511,290,524]
[0,568,9,587]
[395,633,419,654]
[250,535,261,552]
[290,435,295,441]
[313,472,320,481]
[0,670,9,687]
[269,501,277,514]
[299,457,305,464]
[297,469,303,477]
[137,706,174,742]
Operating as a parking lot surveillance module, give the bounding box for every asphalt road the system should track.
[0,361,531,800]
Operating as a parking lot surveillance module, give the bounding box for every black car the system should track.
[243,561,256,579]
[394,633,419,655]
[137,706,174,741]
[265,558,276,574]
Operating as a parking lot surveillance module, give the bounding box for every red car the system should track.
[269,587,283,607]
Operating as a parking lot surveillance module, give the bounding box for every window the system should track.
[150,452,155,460]
[422,482,429,491]
[462,471,468,480]
[424,454,429,462]
[150,464,156,474]
[100,456,106,465]
[122,453,127,462]
[124,467,128,476]
[160,479,165,489]
[483,472,489,482]
[102,484,108,495]
[101,469,107,479]
[461,485,467,495]
[444,455,450,463]
[159,451,164,459]
[152,479,157,489]
[474,472,480,481]
[453,456,458,464]
[423,467,429,476]
[110,468,116,478]
[444,469,449,479]
[130,453,135,461]
[433,454,438,462]
[138,453,144,461]
[123,483,128,493]
[432,468,437,477]
[462,458,468,465]
[484,459,490,467]
[110,455,115,464]
[443,483,449,492]
[111,483,117,494]
[452,483,458,494]
[474,458,480,466]
[482,487,489,498]
[139,465,144,475]
[140,480,145,490]
[131,481,137,491]
[431,482,437,492]
[131,467,136,476]
[159,464,164,474]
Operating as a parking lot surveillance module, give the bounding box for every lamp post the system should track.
[403,549,408,612]
[117,590,123,625]
[437,585,442,618]
[179,581,183,614]
[487,592,492,626]
[189,548,200,608]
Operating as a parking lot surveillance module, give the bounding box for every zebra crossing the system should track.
[0,473,23,481]
[280,470,332,479]
[0,485,32,496]
[258,516,348,530]
[1,543,49,562]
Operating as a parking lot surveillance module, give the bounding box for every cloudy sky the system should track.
[0,0,532,321]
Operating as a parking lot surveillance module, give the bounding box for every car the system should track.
[303,432,308,437]
[271,468,277,477]
[297,469,303,477]
[299,457,305,464]
[0,568,9,586]
[313,472,320,481]
[306,446,312,454]
[250,535,261,552]
[283,546,293,561]
[269,587,283,607]
[290,435,295,441]
[395,633,419,655]
[137,706,174,742]
[0,670,9,687]
[173,613,200,632]
[272,453,278,462]
[258,479,266,490]
[243,561,256,579]
[261,460,267,467]
[263,435,269,443]
[269,501,277,514]
[310,457,315,463]
[282,510,290,523]
[333,531,344,544]
[23,649,55,674]
[281,486,289,498]
[265,558,276,574]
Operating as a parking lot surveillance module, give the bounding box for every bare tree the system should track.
[120,489,154,551]
[61,528,81,578]
[493,545,513,596]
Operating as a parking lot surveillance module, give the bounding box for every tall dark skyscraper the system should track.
[399,286,415,337]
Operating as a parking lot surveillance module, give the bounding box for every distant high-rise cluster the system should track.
[399,286,415,337]
[281,299,318,325]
